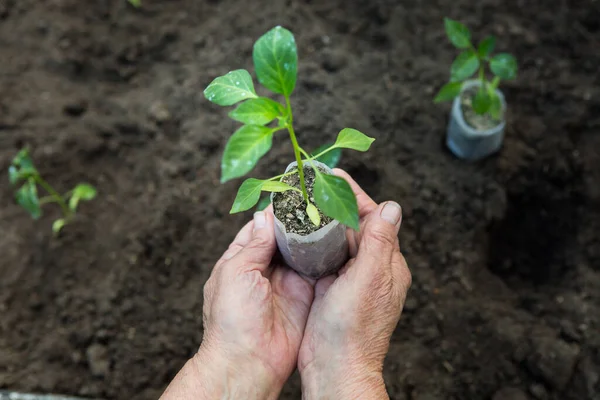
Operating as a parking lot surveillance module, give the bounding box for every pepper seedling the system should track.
[434,18,518,119]
[204,26,374,230]
[9,149,97,233]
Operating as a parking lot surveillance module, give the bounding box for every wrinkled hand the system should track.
[298,169,412,400]
[161,209,314,400]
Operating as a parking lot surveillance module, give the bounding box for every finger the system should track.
[214,219,254,271]
[225,210,276,276]
[214,204,275,272]
[352,201,402,279]
[314,274,336,300]
[391,251,412,301]
[333,168,377,218]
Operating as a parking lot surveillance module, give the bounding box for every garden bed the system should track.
[0,0,598,399]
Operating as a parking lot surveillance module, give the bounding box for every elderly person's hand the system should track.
[161,207,314,400]
[298,169,412,400]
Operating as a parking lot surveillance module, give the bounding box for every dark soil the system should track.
[273,165,332,235]
[460,86,503,131]
[1,1,599,399]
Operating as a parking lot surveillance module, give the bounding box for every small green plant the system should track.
[204,26,374,230]
[127,0,141,7]
[9,149,97,233]
[434,18,518,119]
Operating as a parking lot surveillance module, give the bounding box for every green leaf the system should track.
[256,196,271,211]
[451,50,480,81]
[306,203,321,226]
[128,0,141,7]
[477,36,496,59]
[434,81,463,103]
[230,178,264,213]
[472,87,491,114]
[488,92,503,119]
[262,181,298,193]
[221,125,274,183]
[8,166,19,185]
[444,18,472,49]
[313,172,359,230]
[229,98,284,125]
[52,218,66,234]
[69,183,97,211]
[333,128,375,152]
[253,26,298,96]
[74,183,97,200]
[490,53,518,80]
[204,70,258,106]
[311,144,342,168]
[16,180,41,219]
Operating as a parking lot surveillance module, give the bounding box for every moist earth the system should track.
[0,1,599,399]
[273,166,332,235]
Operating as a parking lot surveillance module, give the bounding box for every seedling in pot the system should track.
[204,26,375,277]
[9,149,97,233]
[434,18,517,125]
[434,18,518,160]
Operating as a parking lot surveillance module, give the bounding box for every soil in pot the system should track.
[272,166,332,235]
[460,86,504,131]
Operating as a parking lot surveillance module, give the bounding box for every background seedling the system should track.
[204,26,374,230]
[9,149,97,233]
[434,18,518,120]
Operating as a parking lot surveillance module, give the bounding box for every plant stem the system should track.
[268,169,298,181]
[478,65,486,91]
[284,95,309,202]
[35,176,71,218]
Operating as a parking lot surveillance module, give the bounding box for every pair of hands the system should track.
[161,170,411,400]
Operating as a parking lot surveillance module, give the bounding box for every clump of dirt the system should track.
[460,86,504,131]
[272,166,332,235]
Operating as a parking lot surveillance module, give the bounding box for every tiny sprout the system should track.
[204,26,375,230]
[434,17,518,120]
[9,149,97,233]
[128,0,141,7]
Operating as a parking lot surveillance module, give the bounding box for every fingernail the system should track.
[380,202,402,226]
[253,212,266,231]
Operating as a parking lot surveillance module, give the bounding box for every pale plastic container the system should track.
[271,161,349,279]
[446,80,506,161]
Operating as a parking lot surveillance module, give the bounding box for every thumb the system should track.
[226,210,276,275]
[352,201,402,278]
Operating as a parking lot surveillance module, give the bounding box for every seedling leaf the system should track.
[229,97,284,125]
[444,18,472,49]
[230,178,264,213]
[253,26,298,96]
[221,125,274,183]
[256,196,271,211]
[489,92,503,119]
[262,181,298,193]
[311,144,342,168]
[306,202,321,226]
[490,53,517,80]
[472,88,491,114]
[313,172,359,231]
[8,166,19,185]
[333,128,375,152]
[204,70,258,106]
[477,36,496,59]
[16,181,41,219]
[69,183,97,211]
[451,50,480,81]
[434,81,463,103]
[52,218,66,234]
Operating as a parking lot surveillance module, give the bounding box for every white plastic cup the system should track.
[270,161,349,279]
[446,80,506,161]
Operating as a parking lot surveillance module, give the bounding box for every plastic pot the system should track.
[446,80,506,161]
[270,161,349,279]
